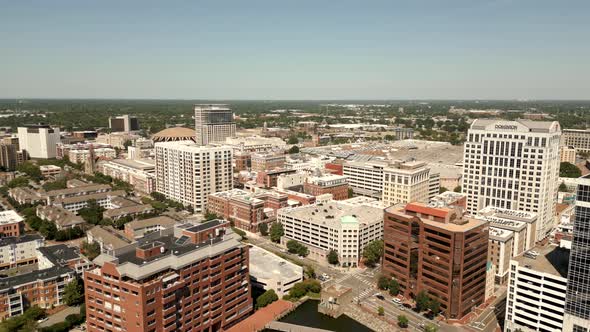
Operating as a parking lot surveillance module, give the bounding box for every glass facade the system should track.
[565,183,590,320]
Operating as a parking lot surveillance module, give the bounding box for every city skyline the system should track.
[1,0,589,100]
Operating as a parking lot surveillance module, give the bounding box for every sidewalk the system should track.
[225,300,294,332]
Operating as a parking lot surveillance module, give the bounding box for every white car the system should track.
[392,298,402,305]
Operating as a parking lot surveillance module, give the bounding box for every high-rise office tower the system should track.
[17,125,61,159]
[155,141,233,212]
[109,115,140,132]
[383,202,489,319]
[194,104,236,146]
[84,220,252,332]
[564,177,590,331]
[462,119,561,241]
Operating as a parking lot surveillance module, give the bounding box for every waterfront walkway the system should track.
[266,321,333,332]
[225,300,294,332]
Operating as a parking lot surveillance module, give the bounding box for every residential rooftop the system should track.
[0,234,43,247]
[125,216,177,231]
[54,190,126,205]
[279,200,382,228]
[0,210,23,225]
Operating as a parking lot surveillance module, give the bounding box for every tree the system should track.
[39,221,57,240]
[287,136,299,144]
[63,279,84,306]
[258,222,268,236]
[204,211,219,221]
[17,162,42,181]
[304,265,316,279]
[256,289,279,309]
[439,187,448,193]
[378,306,384,316]
[560,162,582,178]
[287,240,309,257]
[559,182,569,192]
[7,176,29,188]
[453,185,462,193]
[288,146,300,154]
[363,240,384,267]
[378,275,389,290]
[429,298,441,316]
[397,315,409,328]
[81,241,101,260]
[327,249,339,265]
[388,279,400,296]
[348,187,354,198]
[424,323,438,332]
[269,222,284,243]
[415,291,430,312]
[150,192,167,202]
[78,199,105,224]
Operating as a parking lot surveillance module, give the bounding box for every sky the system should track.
[1,0,589,100]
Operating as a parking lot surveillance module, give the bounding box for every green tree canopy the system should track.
[378,276,389,290]
[362,240,384,267]
[397,315,409,328]
[258,222,268,236]
[288,146,300,154]
[327,249,339,265]
[560,162,582,178]
[389,279,400,296]
[269,222,284,243]
[287,240,309,257]
[63,279,84,306]
[256,289,279,309]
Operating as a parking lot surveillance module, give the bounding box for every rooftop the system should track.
[280,200,383,228]
[513,244,569,278]
[152,127,196,141]
[109,158,155,171]
[45,183,112,197]
[55,190,126,205]
[88,225,133,250]
[0,210,23,225]
[126,216,177,230]
[37,244,81,265]
[249,245,303,280]
[103,204,154,218]
[470,119,560,133]
[154,140,231,152]
[0,234,43,247]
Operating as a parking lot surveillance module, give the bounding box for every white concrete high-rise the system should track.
[17,125,61,159]
[462,119,561,242]
[155,141,233,212]
[194,104,236,146]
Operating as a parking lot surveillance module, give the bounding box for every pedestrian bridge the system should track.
[266,321,333,332]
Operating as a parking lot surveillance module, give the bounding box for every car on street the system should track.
[375,294,385,300]
[392,298,401,305]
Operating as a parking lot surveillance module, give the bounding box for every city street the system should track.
[468,290,506,332]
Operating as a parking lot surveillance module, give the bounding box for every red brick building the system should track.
[84,220,252,332]
[234,151,251,172]
[0,210,24,237]
[208,189,288,232]
[383,202,489,319]
[303,174,349,200]
[256,168,297,188]
[325,162,344,175]
[251,153,286,172]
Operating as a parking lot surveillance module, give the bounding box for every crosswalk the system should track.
[352,288,375,303]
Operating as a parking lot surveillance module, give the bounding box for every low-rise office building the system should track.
[249,245,303,297]
[39,165,62,177]
[251,153,286,172]
[303,174,349,200]
[278,199,383,267]
[207,189,288,232]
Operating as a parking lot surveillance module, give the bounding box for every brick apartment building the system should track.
[303,174,349,200]
[208,189,288,232]
[255,168,297,188]
[383,202,489,319]
[84,220,252,332]
[251,153,286,172]
[0,210,24,237]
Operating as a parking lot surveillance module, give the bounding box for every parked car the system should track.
[392,298,402,305]
[375,294,385,300]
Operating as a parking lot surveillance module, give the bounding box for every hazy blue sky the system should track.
[1,0,589,99]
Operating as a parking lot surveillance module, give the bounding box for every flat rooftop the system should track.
[249,245,302,280]
[280,200,383,228]
[513,244,569,278]
[110,158,155,170]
